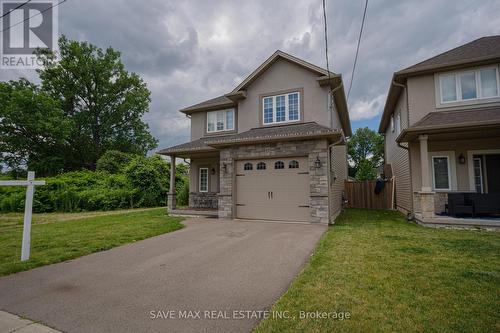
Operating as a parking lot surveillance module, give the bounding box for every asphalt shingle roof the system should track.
[158,122,343,155]
[398,36,500,74]
[411,107,500,128]
[180,95,234,113]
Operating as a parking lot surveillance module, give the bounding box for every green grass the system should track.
[255,209,500,333]
[0,208,184,276]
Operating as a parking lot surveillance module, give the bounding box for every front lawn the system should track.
[0,208,184,276]
[255,209,500,332]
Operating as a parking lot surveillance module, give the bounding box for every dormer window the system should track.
[439,67,499,104]
[207,109,235,133]
[262,91,300,125]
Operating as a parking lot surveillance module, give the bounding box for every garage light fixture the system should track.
[222,163,228,174]
[211,168,216,175]
[458,153,466,164]
[315,156,322,169]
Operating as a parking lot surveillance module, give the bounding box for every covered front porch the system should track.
[158,137,222,216]
[398,108,500,228]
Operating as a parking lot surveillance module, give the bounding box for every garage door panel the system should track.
[235,157,310,222]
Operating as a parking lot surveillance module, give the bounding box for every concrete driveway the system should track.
[0,218,326,333]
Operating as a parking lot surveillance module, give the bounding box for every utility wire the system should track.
[347,0,368,102]
[0,0,32,20]
[0,0,67,33]
[322,0,336,122]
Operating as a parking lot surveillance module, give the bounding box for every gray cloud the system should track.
[1,0,499,149]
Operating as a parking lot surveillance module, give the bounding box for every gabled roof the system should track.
[177,50,352,136]
[231,50,335,92]
[158,122,345,156]
[379,35,500,133]
[397,35,500,76]
[397,107,500,142]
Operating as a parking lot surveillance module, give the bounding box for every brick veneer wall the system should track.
[218,139,330,223]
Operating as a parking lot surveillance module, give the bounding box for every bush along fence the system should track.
[0,154,189,213]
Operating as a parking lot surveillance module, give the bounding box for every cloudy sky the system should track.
[1,0,500,150]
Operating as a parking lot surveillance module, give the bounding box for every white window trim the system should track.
[437,65,500,105]
[467,149,500,192]
[206,109,235,133]
[429,151,457,191]
[473,157,483,193]
[199,167,208,192]
[262,92,301,125]
[390,115,394,132]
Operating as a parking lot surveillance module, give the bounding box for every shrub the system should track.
[0,154,186,213]
[96,150,135,174]
[177,180,189,206]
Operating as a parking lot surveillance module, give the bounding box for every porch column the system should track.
[167,155,176,211]
[419,134,432,192]
[418,134,434,219]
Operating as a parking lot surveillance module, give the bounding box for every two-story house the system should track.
[159,50,351,223]
[380,36,500,227]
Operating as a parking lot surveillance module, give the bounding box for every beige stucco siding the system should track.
[237,58,332,132]
[189,158,219,193]
[190,112,205,141]
[410,137,500,192]
[407,67,500,128]
[407,75,435,126]
[329,144,347,221]
[384,92,412,213]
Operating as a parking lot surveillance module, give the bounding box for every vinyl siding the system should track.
[385,92,412,213]
[329,144,347,221]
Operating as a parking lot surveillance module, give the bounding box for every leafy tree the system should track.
[355,159,377,181]
[36,36,157,170]
[96,150,135,174]
[347,127,384,180]
[0,79,71,176]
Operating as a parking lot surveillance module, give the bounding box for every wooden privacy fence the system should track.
[344,178,395,210]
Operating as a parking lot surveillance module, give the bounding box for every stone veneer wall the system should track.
[189,192,218,209]
[413,191,448,216]
[218,139,330,223]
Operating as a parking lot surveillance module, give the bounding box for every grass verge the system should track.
[0,208,184,276]
[254,209,500,332]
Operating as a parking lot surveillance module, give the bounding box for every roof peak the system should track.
[397,35,500,75]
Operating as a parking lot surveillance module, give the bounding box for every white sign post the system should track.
[0,171,46,261]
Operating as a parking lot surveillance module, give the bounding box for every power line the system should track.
[0,0,67,33]
[323,0,333,111]
[0,0,32,20]
[347,0,368,102]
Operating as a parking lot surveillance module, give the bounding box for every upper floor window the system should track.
[207,109,235,133]
[262,91,300,125]
[439,67,499,104]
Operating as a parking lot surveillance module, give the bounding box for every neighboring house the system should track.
[379,36,500,225]
[159,50,351,223]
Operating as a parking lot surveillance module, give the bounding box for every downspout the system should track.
[329,82,343,129]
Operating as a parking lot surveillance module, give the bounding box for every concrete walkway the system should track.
[0,311,60,332]
[0,218,326,333]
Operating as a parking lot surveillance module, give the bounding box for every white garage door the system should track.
[235,157,310,222]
